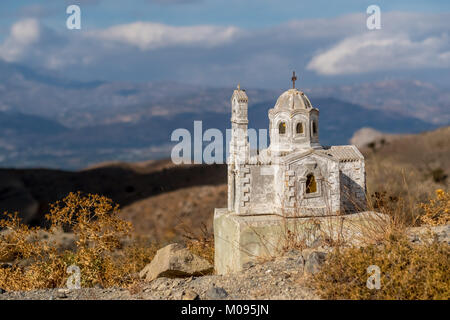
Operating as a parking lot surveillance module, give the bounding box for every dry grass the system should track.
[0,192,156,291]
[418,189,450,226]
[364,126,450,225]
[311,188,450,300]
[182,222,214,265]
[312,236,450,300]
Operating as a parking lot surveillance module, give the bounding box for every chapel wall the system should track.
[278,154,341,216]
[247,165,276,214]
[339,160,366,212]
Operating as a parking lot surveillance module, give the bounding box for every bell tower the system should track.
[228,84,249,212]
[229,84,249,165]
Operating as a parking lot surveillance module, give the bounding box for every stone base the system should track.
[214,208,388,275]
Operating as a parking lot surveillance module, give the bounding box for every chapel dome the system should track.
[274,88,313,110]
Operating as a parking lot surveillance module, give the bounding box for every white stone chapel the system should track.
[214,73,369,274]
[227,72,366,217]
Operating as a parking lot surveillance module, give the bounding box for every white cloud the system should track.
[307,32,450,75]
[89,21,240,50]
[1,12,450,84]
[0,18,40,62]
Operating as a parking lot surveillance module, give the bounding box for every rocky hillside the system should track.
[0,249,321,300]
[0,160,226,231]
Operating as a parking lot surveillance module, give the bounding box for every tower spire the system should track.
[291,71,297,89]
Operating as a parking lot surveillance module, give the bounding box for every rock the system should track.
[139,243,213,282]
[56,289,68,299]
[303,251,327,275]
[242,261,255,269]
[294,255,306,274]
[182,290,199,300]
[350,127,385,148]
[407,224,450,245]
[206,286,228,300]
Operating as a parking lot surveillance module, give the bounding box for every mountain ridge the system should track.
[0,60,447,169]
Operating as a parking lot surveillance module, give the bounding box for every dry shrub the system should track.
[365,157,438,226]
[0,192,156,291]
[182,223,214,264]
[47,192,132,254]
[418,189,450,226]
[348,195,412,247]
[0,212,52,263]
[313,236,450,300]
[0,212,63,290]
[312,188,450,300]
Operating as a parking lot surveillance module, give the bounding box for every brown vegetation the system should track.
[313,237,449,299]
[311,190,450,300]
[0,192,156,291]
[364,126,450,224]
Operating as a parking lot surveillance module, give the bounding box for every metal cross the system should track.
[291,71,297,89]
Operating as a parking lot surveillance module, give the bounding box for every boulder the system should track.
[350,127,385,148]
[139,243,213,282]
[407,224,450,245]
[302,249,328,275]
[181,290,199,300]
[206,286,228,300]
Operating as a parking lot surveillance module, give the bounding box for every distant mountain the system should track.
[0,60,447,169]
[0,97,436,169]
[1,61,448,127]
[0,111,67,136]
[307,80,450,125]
[248,97,435,146]
[0,60,106,89]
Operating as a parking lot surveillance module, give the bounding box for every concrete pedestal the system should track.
[214,208,387,275]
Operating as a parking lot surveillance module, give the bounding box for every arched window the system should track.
[312,121,317,136]
[278,122,286,134]
[306,174,317,194]
[296,122,303,134]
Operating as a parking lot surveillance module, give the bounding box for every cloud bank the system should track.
[0,12,449,86]
[307,32,450,75]
[89,22,240,50]
[0,18,40,62]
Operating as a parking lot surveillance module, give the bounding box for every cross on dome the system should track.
[291,71,297,89]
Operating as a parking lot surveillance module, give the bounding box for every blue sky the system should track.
[2,0,450,28]
[1,0,450,88]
